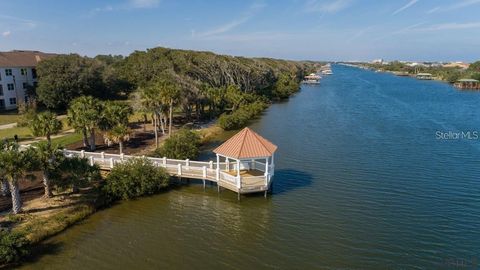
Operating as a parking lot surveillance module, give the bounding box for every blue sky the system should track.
[0,0,479,62]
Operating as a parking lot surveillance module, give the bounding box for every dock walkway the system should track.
[63,149,273,196]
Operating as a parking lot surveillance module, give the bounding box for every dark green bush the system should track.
[0,230,29,265]
[272,73,300,99]
[102,158,170,201]
[217,101,268,130]
[155,129,201,160]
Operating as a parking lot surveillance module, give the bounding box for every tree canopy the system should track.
[36,54,105,109]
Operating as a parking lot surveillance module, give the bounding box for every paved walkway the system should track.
[0,122,17,130]
[19,128,75,145]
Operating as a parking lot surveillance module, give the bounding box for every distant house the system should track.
[0,50,57,110]
[416,73,433,80]
[454,79,480,90]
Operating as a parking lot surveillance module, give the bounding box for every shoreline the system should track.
[0,109,271,268]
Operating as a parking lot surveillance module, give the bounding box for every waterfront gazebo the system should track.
[454,79,480,90]
[213,127,277,195]
[416,73,433,80]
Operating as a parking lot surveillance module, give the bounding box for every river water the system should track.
[21,65,480,269]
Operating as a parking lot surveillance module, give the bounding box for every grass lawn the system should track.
[0,126,34,141]
[0,118,72,142]
[0,110,21,125]
[51,133,83,147]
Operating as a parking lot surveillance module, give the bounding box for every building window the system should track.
[23,82,28,89]
[0,99,4,110]
[7,84,14,91]
[9,98,16,105]
[32,68,37,79]
[20,68,27,76]
[5,69,12,76]
[0,85,3,96]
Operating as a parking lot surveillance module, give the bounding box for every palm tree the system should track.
[101,101,132,128]
[67,96,103,151]
[32,141,64,198]
[141,84,164,148]
[0,141,8,197]
[105,125,130,154]
[29,111,62,146]
[1,178,9,197]
[100,101,133,153]
[0,142,36,214]
[67,101,89,148]
[61,157,99,193]
[158,80,180,137]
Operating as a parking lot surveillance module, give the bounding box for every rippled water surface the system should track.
[22,65,480,269]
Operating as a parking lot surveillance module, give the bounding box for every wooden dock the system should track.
[63,149,274,197]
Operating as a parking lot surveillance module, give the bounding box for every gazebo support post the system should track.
[216,154,220,181]
[265,157,269,184]
[236,159,241,190]
[236,159,240,176]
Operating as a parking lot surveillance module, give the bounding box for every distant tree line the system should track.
[367,60,480,83]
[33,47,312,111]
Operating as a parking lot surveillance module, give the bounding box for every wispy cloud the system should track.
[89,0,160,16]
[346,26,374,43]
[304,0,352,14]
[0,15,37,28]
[373,20,480,41]
[392,0,419,15]
[129,0,161,9]
[373,22,425,41]
[427,0,480,13]
[415,21,480,31]
[426,6,440,14]
[194,2,266,38]
[0,15,37,37]
[195,31,294,42]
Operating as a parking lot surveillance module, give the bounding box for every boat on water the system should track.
[318,63,333,75]
[321,69,333,75]
[302,73,321,84]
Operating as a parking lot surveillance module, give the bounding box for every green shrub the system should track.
[217,101,268,130]
[0,230,29,265]
[103,158,170,201]
[155,129,201,160]
[272,73,300,99]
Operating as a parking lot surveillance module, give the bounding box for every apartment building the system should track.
[0,50,56,110]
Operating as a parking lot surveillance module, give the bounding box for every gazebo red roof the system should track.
[213,127,277,159]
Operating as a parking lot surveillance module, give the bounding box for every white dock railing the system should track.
[62,150,271,192]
